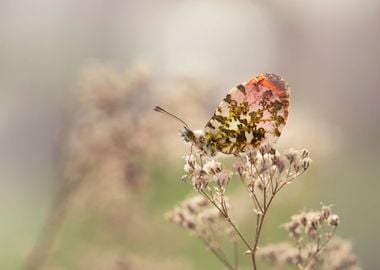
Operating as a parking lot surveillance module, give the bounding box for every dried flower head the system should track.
[203,159,223,175]
[258,205,361,270]
[182,155,232,191]
[238,144,311,184]
[167,195,230,239]
[259,236,361,270]
[328,214,339,227]
[284,206,338,242]
[321,237,361,270]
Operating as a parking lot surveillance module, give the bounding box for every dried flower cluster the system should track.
[320,237,361,270]
[258,206,361,269]
[169,142,361,269]
[171,144,319,269]
[284,206,338,243]
[167,195,236,270]
[182,155,233,192]
[182,144,311,204]
[235,145,311,216]
[167,195,233,238]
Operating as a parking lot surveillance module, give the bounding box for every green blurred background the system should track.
[0,1,379,269]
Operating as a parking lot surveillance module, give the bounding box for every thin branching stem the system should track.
[198,237,235,270]
[25,186,69,270]
[200,189,253,252]
[233,240,239,270]
[302,227,337,270]
[250,170,301,270]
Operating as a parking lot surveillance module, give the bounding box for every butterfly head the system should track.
[180,127,217,156]
[154,106,216,155]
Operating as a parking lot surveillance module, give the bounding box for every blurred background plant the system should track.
[0,0,379,269]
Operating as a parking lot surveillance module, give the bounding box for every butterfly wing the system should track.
[204,73,290,154]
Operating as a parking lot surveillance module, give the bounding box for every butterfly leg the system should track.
[190,143,194,156]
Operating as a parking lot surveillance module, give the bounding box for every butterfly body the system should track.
[181,127,221,156]
[157,73,290,156]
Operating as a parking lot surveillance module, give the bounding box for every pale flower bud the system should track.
[302,157,312,170]
[328,214,339,227]
[321,206,331,220]
[215,171,232,188]
[204,159,222,175]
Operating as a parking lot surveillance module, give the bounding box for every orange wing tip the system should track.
[248,73,290,122]
[246,73,290,99]
[259,73,290,99]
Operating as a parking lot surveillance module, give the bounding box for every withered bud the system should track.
[328,214,339,227]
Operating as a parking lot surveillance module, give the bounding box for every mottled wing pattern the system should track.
[204,73,290,154]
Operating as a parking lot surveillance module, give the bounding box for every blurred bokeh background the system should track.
[1,0,379,269]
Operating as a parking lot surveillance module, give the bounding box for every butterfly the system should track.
[155,73,290,156]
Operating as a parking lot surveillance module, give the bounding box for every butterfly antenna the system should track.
[154,106,190,128]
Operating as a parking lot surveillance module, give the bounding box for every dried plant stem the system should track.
[200,190,253,252]
[24,189,68,270]
[246,170,306,270]
[24,180,79,270]
[301,228,336,270]
[200,180,286,270]
[197,190,243,270]
[251,195,275,270]
[200,189,258,270]
[198,237,235,270]
[233,240,239,270]
[201,187,258,270]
